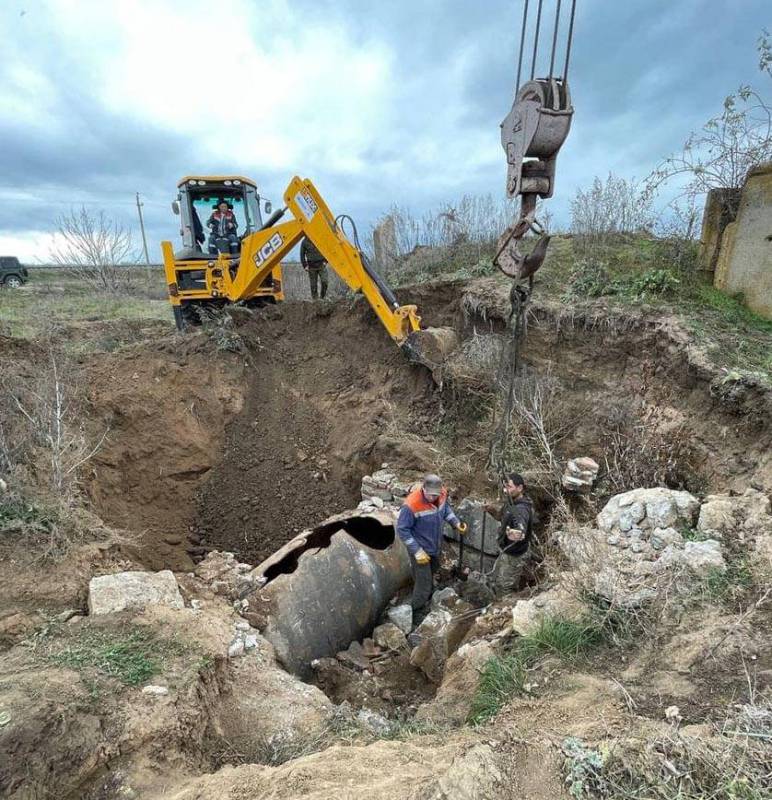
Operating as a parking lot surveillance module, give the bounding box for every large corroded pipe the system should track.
[250,510,411,677]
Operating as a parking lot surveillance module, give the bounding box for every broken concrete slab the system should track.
[409,596,476,683]
[445,499,500,564]
[88,570,184,616]
[415,640,494,726]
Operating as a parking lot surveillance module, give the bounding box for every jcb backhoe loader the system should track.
[161,175,422,348]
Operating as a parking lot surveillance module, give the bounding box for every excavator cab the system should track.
[172,176,269,259]
[165,175,283,318]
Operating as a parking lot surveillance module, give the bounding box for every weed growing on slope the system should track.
[468,614,617,725]
[48,625,188,686]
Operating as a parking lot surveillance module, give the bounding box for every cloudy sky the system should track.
[0,0,768,261]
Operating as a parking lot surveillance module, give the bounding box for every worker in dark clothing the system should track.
[397,474,467,625]
[207,200,239,254]
[299,237,329,299]
[491,472,534,594]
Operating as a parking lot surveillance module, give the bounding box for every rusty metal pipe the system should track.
[250,510,412,678]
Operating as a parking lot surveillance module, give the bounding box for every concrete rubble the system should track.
[562,456,600,493]
[194,551,257,602]
[88,570,184,616]
[446,499,499,572]
[372,622,409,652]
[415,640,494,725]
[217,630,334,760]
[510,581,584,636]
[697,488,772,579]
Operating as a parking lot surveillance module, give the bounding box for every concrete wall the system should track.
[714,162,772,319]
[698,188,741,275]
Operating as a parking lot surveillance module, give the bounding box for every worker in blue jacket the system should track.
[397,474,467,624]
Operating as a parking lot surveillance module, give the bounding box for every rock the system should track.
[457,576,495,608]
[141,685,169,697]
[372,622,408,652]
[415,640,494,725]
[409,600,476,683]
[558,490,726,608]
[650,527,683,551]
[386,603,413,634]
[562,457,600,493]
[430,587,459,610]
[361,469,397,502]
[228,639,245,658]
[337,640,371,671]
[216,647,333,764]
[697,488,771,542]
[510,584,584,636]
[195,551,256,601]
[88,570,184,616]
[370,496,385,509]
[682,540,725,575]
[357,708,392,736]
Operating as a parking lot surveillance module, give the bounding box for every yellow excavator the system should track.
[161,175,422,348]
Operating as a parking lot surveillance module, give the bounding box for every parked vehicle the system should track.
[0,256,28,288]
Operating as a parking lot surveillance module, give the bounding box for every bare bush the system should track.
[500,369,578,498]
[653,199,701,272]
[370,193,516,275]
[50,207,137,293]
[598,401,697,496]
[570,173,654,253]
[0,346,106,503]
[647,30,771,203]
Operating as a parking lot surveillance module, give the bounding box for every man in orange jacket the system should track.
[396,474,467,624]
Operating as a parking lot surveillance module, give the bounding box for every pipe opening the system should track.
[263,516,395,582]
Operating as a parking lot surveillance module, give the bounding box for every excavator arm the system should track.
[206,176,421,346]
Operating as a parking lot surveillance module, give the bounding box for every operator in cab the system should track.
[207,199,239,254]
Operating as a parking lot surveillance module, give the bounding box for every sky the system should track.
[0,0,768,262]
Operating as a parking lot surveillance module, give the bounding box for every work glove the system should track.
[414,548,431,565]
[456,522,468,536]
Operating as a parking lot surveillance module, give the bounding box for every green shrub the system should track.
[627,267,680,296]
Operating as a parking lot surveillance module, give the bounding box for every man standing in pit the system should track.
[299,237,329,300]
[397,474,467,624]
[491,472,535,594]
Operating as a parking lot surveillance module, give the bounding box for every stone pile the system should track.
[194,550,258,603]
[562,457,600,493]
[359,466,413,510]
[558,488,725,607]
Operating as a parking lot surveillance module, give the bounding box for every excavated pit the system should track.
[80,278,770,583]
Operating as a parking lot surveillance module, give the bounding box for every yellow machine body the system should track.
[162,175,421,345]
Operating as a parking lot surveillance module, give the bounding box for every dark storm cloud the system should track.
[0,0,769,258]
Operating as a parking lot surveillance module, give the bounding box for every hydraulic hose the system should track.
[335,214,400,310]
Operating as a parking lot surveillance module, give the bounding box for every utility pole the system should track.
[135,192,151,271]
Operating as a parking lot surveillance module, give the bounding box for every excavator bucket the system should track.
[403,326,459,370]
